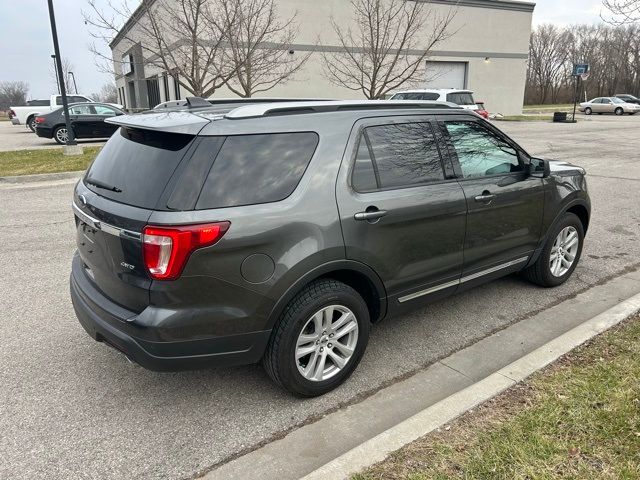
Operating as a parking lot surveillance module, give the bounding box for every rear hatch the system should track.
[73,114,207,312]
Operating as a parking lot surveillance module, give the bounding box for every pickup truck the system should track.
[9,94,124,131]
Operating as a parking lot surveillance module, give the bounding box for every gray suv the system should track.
[70,100,590,396]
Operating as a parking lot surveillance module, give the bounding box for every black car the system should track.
[70,99,591,396]
[35,103,125,144]
[615,94,640,105]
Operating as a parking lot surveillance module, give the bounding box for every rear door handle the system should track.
[354,209,388,222]
[474,191,496,204]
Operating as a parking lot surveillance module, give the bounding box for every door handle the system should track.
[474,191,496,204]
[354,208,388,222]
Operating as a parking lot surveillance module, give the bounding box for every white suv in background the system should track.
[390,89,478,112]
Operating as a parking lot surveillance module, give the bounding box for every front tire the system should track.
[615,107,624,116]
[522,212,584,288]
[263,279,370,397]
[584,107,592,115]
[53,126,69,145]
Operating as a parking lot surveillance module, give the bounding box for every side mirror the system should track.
[529,157,550,178]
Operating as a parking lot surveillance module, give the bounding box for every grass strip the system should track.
[354,313,640,480]
[0,146,100,177]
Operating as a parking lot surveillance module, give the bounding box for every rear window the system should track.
[446,92,475,106]
[195,132,319,209]
[85,127,194,209]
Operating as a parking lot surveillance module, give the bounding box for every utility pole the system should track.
[47,0,81,154]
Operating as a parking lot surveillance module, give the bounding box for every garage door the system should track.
[425,61,467,89]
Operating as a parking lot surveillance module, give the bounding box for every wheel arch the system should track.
[266,260,388,330]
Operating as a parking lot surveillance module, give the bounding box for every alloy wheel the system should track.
[295,305,359,382]
[56,128,69,144]
[549,226,579,277]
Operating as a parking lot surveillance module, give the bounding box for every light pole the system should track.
[69,71,78,94]
[51,54,60,94]
[47,0,80,153]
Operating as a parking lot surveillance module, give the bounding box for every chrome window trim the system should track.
[72,202,142,241]
[398,256,529,303]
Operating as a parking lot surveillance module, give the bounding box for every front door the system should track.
[93,104,121,137]
[336,117,468,308]
[439,117,544,280]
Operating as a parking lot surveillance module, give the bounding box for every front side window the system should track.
[351,122,445,191]
[70,105,95,115]
[444,121,522,178]
[94,105,118,116]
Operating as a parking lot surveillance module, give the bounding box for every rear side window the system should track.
[85,128,194,209]
[446,92,475,106]
[195,132,319,209]
[351,122,445,191]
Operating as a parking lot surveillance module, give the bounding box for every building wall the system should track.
[112,0,533,115]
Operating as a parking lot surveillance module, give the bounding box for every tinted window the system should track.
[351,136,378,192]
[196,132,319,209]
[447,92,475,106]
[393,93,440,101]
[355,123,444,190]
[445,121,522,178]
[85,128,194,209]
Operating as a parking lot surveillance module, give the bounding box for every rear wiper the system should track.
[85,177,122,193]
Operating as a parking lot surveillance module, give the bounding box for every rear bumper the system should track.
[70,255,271,371]
[35,126,53,138]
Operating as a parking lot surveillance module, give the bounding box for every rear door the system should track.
[336,116,467,307]
[73,127,197,311]
[438,116,544,280]
[68,104,97,137]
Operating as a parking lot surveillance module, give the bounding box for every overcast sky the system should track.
[0,0,606,99]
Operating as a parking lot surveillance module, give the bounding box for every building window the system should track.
[173,74,181,100]
[162,73,170,102]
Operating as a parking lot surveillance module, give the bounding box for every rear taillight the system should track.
[9,109,16,119]
[35,116,47,124]
[142,222,230,280]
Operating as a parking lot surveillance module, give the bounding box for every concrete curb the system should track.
[202,272,640,480]
[302,292,640,480]
[0,170,83,185]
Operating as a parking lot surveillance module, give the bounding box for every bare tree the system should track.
[322,0,456,99]
[603,0,640,24]
[526,25,572,104]
[0,81,29,111]
[91,82,118,103]
[219,0,311,97]
[84,0,237,97]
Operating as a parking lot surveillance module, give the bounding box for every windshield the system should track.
[85,127,195,209]
[446,92,475,106]
[611,97,625,104]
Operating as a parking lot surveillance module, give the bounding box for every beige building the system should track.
[111,0,534,115]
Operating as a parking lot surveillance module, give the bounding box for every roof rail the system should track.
[225,100,460,119]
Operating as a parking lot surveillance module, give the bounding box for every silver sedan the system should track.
[579,97,640,116]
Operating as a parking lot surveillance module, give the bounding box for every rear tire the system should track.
[263,279,370,397]
[53,126,69,145]
[522,212,584,288]
[615,107,624,116]
[27,116,37,132]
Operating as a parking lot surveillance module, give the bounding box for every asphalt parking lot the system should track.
[1,114,639,479]
[0,121,106,152]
